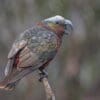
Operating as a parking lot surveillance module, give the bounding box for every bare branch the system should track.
[42,77,56,100]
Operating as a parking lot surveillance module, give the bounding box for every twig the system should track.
[42,77,56,100]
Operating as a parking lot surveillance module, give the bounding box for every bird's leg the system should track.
[38,60,51,82]
[38,69,48,82]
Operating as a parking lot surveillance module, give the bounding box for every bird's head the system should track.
[43,15,73,37]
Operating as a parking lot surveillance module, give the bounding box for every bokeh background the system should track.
[0,0,100,100]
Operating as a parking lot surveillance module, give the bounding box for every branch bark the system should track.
[42,77,56,100]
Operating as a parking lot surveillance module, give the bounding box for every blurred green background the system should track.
[0,0,100,100]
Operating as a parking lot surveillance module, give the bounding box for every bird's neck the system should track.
[36,22,64,39]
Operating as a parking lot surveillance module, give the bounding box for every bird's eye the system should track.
[55,21,60,25]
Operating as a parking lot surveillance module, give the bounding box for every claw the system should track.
[38,70,48,82]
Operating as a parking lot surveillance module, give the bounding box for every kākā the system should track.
[0,15,73,90]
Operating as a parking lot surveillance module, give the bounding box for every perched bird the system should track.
[0,15,73,90]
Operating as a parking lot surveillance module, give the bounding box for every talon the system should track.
[38,70,48,82]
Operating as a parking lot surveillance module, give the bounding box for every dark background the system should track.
[0,0,100,100]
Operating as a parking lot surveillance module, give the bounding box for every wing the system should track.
[16,28,60,69]
[17,46,39,68]
[5,27,36,76]
[5,39,27,76]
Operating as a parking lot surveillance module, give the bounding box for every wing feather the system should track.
[4,59,14,76]
[17,47,38,68]
[5,39,27,76]
[8,40,27,59]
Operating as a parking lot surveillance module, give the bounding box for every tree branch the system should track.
[42,77,56,100]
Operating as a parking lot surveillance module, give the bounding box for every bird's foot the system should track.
[38,70,48,82]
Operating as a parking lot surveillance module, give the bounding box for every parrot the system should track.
[0,15,73,90]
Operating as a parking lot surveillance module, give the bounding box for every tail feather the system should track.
[0,81,18,91]
[0,66,38,91]
[5,83,16,91]
[0,74,20,91]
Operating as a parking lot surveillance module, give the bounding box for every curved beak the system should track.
[64,19,73,35]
